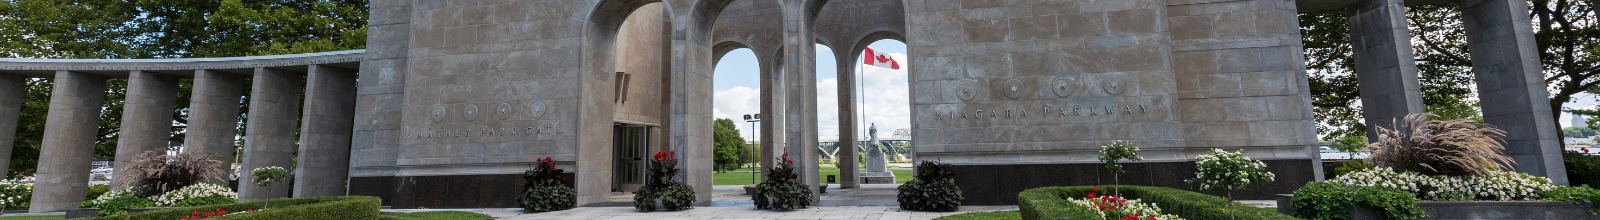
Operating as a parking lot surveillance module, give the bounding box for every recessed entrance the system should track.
[612,124,651,193]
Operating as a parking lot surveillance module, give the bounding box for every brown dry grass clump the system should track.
[1367,113,1515,176]
[116,150,227,197]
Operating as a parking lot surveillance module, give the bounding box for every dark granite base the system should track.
[948,159,1317,205]
[349,173,575,208]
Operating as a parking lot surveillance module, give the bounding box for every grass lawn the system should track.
[379,211,492,220]
[712,163,913,185]
[0,215,62,220]
[932,211,1021,220]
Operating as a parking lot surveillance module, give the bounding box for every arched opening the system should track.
[847,39,910,185]
[577,0,673,205]
[710,47,762,186]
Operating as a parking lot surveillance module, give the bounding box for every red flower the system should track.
[1123,214,1141,220]
[1087,192,1096,198]
[203,213,212,218]
[1093,187,1100,192]
[1149,217,1157,220]
[1584,148,1591,153]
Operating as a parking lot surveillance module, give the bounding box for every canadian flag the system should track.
[863,47,900,70]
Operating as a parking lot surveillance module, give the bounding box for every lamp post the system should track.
[743,114,760,184]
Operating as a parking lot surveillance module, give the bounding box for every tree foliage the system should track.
[712,118,746,173]
[1304,1,1596,143]
[0,0,367,178]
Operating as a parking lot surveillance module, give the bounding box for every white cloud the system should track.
[713,86,762,140]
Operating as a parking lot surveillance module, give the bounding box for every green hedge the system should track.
[1018,186,1295,220]
[74,196,380,220]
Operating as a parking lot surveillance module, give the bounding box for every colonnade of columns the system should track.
[1345,0,1567,183]
[0,62,360,212]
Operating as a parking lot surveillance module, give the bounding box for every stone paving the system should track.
[387,185,1018,220]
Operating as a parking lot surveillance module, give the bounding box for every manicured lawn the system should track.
[712,164,913,185]
[932,211,1021,220]
[379,211,491,220]
[0,215,63,220]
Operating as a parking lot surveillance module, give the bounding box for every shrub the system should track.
[85,184,110,201]
[1330,167,1555,201]
[248,166,290,210]
[1018,186,1292,220]
[1329,159,1372,178]
[1368,113,1513,177]
[897,160,962,212]
[1099,140,1141,196]
[119,150,227,197]
[634,150,695,211]
[1563,151,1600,188]
[518,156,574,213]
[1290,182,1428,220]
[79,196,380,220]
[1541,185,1600,215]
[753,151,812,210]
[1186,148,1274,219]
[0,179,31,210]
[82,187,154,216]
[153,183,237,207]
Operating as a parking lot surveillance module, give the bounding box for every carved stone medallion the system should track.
[1053,77,1080,98]
[495,103,513,120]
[430,105,446,123]
[464,104,480,122]
[529,101,547,119]
[1003,79,1024,99]
[956,81,977,101]
[1101,77,1127,96]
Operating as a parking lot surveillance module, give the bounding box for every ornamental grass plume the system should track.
[1367,113,1515,177]
[117,150,227,197]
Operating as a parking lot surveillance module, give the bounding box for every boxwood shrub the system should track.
[73,196,380,220]
[1017,185,1293,220]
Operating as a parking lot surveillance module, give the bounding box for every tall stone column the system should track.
[29,71,106,212]
[1460,0,1568,184]
[780,0,820,197]
[835,51,859,188]
[0,74,24,177]
[293,65,357,197]
[184,70,244,162]
[1347,0,1425,141]
[238,68,303,201]
[760,57,786,178]
[112,71,178,190]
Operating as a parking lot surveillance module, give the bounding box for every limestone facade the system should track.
[0,0,1565,209]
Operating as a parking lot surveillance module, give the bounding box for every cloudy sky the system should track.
[712,40,909,142]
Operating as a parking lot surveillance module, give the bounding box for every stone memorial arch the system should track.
[0,0,1561,209]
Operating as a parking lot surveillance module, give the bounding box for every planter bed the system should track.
[1018,185,1293,220]
[1276,194,1597,220]
[1361,201,1594,220]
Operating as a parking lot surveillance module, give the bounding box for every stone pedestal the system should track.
[860,171,895,184]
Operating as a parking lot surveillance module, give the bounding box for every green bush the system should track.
[1017,185,1292,220]
[634,151,694,212]
[897,160,962,212]
[518,157,574,213]
[74,196,380,220]
[1329,159,1371,178]
[1564,151,1600,188]
[0,180,31,210]
[1542,185,1600,216]
[753,152,812,210]
[1290,182,1427,220]
[85,184,110,201]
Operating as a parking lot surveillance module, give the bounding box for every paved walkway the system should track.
[387,184,1017,219]
[390,206,1017,220]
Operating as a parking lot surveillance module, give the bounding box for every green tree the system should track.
[1331,134,1369,153]
[712,119,745,173]
[1302,2,1595,140]
[0,0,367,178]
[1564,127,1597,138]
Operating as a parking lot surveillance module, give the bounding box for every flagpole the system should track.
[857,51,866,156]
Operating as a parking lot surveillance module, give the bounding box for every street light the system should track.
[743,114,760,184]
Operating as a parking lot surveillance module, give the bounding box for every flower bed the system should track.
[72,196,380,220]
[1017,186,1292,220]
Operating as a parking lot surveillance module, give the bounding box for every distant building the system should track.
[1574,114,1590,127]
